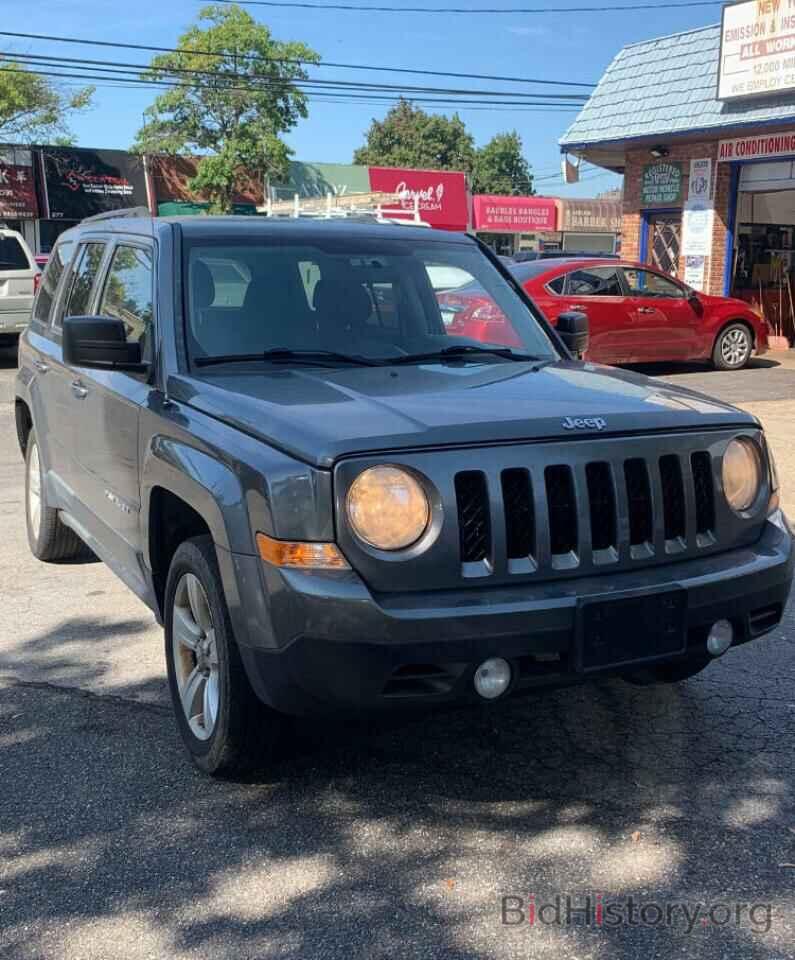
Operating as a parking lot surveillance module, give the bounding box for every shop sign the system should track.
[39,146,147,220]
[718,132,795,162]
[0,146,38,220]
[718,0,795,101]
[688,158,712,201]
[681,200,714,257]
[368,167,469,231]
[472,195,557,233]
[641,162,683,205]
[560,198,621,233]
[280,161,372,199]
[684,255,707,292]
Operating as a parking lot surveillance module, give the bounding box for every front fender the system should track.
[141,435,249,558]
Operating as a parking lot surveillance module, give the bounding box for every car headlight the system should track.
[346,466,430,551]
[722,438,763,513]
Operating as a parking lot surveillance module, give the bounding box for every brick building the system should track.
[559,11,795,341]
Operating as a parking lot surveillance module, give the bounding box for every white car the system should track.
[0,226,38,347]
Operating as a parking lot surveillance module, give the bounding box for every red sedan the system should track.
[438,258,768,370]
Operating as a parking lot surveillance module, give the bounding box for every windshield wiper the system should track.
[195,348,381,368]
[387,345,545,365]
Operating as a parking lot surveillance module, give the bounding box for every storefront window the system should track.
[646,213,682,276]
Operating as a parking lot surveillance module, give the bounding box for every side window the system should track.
[98,245,154,345]
[565,267,622,297]
[547,275,565,295]
[33,240,74,326]
[623,268,685,299]
[62,242,106,323]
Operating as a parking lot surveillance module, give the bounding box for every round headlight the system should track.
[346,466,430,551]
[722,438,762,513]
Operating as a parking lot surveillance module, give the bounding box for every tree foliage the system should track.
[132,4,319,212]
[0,60,93,143]
[472,131,534,196]
[353,103,534,197]
[353,99,476,172]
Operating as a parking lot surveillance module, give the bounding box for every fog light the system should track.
[707,619,734,657]
[473,658,512,700]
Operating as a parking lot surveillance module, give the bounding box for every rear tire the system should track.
[25,432,90,562]
[713,323,752,370]
[164,535,282,777]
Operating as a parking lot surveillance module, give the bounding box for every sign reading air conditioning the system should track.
[718,0,795,101]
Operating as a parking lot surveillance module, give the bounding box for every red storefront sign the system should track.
[0,147,38,220]
[367,166,469,231]
[473,195,557,232]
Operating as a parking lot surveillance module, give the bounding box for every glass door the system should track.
[646,213,682,276]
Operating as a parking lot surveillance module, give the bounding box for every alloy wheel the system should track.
[28,442,42,541]
[172,573,220,741]
[721,328,750,367]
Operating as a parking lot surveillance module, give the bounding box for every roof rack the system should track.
[261,191,430,227]
[81,206,152,223]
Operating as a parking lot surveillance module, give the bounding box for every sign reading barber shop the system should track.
[641,162,683,206]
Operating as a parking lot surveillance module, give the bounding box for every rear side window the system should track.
[63,242,106,322]
[33,240,74,326]
[565,267,622,297]
[547,275,565,295]
[99,245,154,345]
[0,234,29,271]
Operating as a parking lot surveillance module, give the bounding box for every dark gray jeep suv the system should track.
[15,215,793,776]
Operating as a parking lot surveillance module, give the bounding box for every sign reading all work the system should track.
[641,162,683,205]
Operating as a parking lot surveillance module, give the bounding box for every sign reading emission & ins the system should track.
[719,0,795,101]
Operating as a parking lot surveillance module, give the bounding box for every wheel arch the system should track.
[714,316,756,351]
[142,436,253,621]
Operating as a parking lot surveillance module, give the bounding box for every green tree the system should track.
[353,99,476,172]
[132,4,319,213]
[472,131,534,196]
[0,60,93,143]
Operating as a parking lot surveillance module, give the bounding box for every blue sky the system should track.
[8,1,724,197]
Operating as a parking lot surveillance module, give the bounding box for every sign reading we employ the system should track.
[719,0,795,101]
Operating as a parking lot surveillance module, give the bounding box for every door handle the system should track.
[33,359,49,373]
[569,304,588,312]
[71,380,89,399]
[637,307,656,314]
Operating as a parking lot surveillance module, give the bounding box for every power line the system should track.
[0,30,595,88]
[0,63,583,111]
[236,0,721,12]
[5,50,588,102]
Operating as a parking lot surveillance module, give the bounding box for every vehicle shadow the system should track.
[1,605,792,959]
[621,356,782,378]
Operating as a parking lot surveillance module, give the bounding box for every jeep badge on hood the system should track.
[562,416,607,431]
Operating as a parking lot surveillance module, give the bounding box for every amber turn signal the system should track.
[256,533,350,570]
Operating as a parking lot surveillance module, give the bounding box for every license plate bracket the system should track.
[574,588,687,673]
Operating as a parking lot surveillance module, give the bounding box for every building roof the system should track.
[560,24,795,154]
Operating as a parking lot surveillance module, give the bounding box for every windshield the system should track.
[184,237,558,366]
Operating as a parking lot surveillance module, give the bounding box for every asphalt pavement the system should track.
[1,346,794,959]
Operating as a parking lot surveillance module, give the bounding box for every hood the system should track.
[171,360,756,468]
[696,291,755,313]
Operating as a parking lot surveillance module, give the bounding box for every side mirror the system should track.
[62,316,146,371]
[557,310,589,358]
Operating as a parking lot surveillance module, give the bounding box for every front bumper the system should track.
[232,517,793,715]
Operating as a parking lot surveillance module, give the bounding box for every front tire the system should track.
[164,535,282,777]
[713,323,752,370]
[25,432,89,562]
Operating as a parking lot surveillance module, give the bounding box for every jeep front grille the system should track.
[454,447,722,577]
